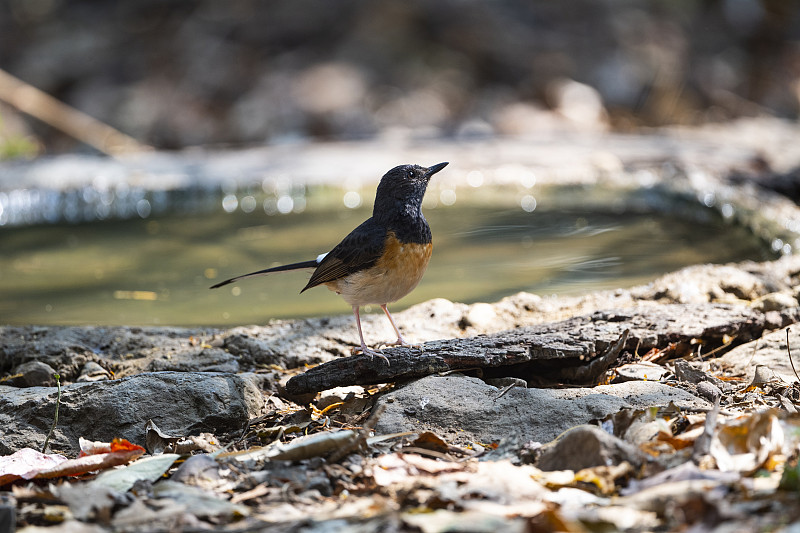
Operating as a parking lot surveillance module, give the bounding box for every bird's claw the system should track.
[351,345,390,365]
[382,339,423,351]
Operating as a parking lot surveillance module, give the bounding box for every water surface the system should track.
[0,190,772,326]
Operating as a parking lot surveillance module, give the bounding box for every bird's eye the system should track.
[407,169,414,178]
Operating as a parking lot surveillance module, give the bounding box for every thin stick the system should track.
[41,373,61,453]
[701,335,737,360]
[787,328,800,382]
[0,68,149,156]
[747,338,760,367]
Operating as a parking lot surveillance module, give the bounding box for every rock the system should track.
[536,425,647,471]
[460,303,497,329]
[77,361,111,382]
[11,360,56,387]
[0,372,265,454]
[223,333,286,367]
[614,362,670,382]
[753,291,798,312]
[147,348,240,374]
[672,360,723,388]
[223,322,352,366]
[639,265,767,304]
[551,79,608,130]
[393,298,469,340]
[374,374,710,447]
[696,381,722,403]
[718,329,799,383]
[551,381,712,411]
[0,325,215,380]
[0,503,13,533]
[672,360,707,384]
[750,365,783,387]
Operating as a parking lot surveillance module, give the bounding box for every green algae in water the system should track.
[0,200,773,327]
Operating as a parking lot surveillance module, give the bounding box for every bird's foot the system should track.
[383,338,424,351]
[350,345,390,365]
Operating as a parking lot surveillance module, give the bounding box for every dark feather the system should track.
[301,218,387,292]
[210,259,318,289]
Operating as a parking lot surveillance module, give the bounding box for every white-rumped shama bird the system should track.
[210,162,448,362]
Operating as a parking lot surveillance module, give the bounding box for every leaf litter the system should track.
[5,327,800,531]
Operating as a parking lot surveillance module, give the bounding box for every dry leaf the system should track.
[0,448,67,486]
[36,439,145,479]
[710,410,784,473]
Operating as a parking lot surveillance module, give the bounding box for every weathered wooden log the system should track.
[284,303,777,395]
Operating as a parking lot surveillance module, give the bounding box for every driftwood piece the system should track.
[285,303,774,396]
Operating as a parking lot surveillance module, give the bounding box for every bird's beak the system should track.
[425,162,449,178]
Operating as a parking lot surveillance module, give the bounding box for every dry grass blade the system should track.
[786,327,800,382]
[41,373,61,454]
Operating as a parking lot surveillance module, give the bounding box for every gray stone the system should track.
[672,360,723,388]
[0,504,14,533]
[536,424,648,471]
[0,371,265,454]
[696,381,722,403]
[374,375,710,447]
[718,329,800,383]
[753,291,798,312]
[146,347,240,374]
[614,362,670,382]
[11,360,56,387]
[638,264,767,304]
[0,325,216,381]
[77,361,111,382]
[223,333,285,367]
[750,365,784,386]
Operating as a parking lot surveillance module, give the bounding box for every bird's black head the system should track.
[373,162,448,220]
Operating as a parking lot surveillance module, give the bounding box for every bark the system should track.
[284,303,780,395]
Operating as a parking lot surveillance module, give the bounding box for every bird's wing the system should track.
[302,218,387,291]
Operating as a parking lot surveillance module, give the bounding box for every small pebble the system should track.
[12,361,55,387]
[749,365,781,387]
[696,381,722,403]
[614,362,670,382]
[77,361,111,382]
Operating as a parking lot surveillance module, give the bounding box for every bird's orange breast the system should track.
[325,232,432,306]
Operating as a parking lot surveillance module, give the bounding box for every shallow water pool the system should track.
[0,187,773,326]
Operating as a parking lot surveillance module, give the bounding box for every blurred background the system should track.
[1,0,799,156]
[1,0,799,327]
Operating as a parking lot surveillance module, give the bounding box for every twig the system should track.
[747,338,760,367]
[700,335,737,360]
[0,68,149,156]
[41,373,61,453]
[786,328,800,382]
[399,447,456,461]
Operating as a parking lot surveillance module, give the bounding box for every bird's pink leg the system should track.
[351,305,389,364]
[381,304,411,347]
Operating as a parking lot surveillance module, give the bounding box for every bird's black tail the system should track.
[209,259,318,289]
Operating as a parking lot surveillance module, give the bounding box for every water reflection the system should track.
[0,184,218,226]
[0,196,774,326]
